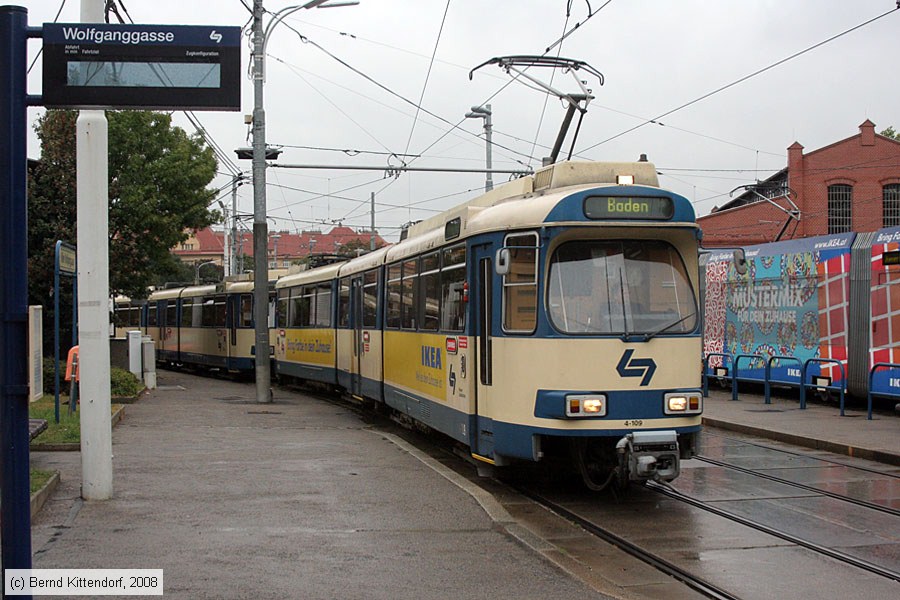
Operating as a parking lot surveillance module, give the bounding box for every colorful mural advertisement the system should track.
[869,226,900,395]
[703,233,855,385]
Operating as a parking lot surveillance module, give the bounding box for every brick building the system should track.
[698,120,900,246]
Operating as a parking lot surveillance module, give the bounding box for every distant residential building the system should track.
[698,120,900,246]
[171,225,388,271]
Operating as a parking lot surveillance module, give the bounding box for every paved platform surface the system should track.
[29,370,611,600]
[702,386,900,466]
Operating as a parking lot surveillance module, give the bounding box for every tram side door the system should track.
[350,276,364,397]
[471,243,496,460]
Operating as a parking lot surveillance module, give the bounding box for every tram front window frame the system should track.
[547,239,697,336]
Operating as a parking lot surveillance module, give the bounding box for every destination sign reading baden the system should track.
[584,195,674,220]
[42,23,240,111]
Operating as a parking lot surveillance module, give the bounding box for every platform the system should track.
[28,370,610,600]
[702,387,900,467]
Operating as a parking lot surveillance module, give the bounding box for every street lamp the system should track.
[195,260,218,284]
[246,0,358,404]
[465,104,493,192]
[271,233,281,268]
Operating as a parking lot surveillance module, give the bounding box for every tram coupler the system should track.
[616,430,680,482]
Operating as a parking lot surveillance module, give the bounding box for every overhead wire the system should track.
[402,0,452,158]
[577,5,900,154]
[27,0,68,75]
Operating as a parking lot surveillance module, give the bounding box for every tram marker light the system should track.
[665,392,702,414]
[566,394,606,417]
[616,174,635,185]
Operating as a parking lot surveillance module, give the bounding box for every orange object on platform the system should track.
[65,345,80,382]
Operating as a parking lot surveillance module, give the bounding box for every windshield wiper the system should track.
[642,312,696,342]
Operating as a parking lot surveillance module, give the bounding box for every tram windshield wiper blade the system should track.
[642,312,696,342]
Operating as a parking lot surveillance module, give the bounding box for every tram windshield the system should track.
[548,240,697,336]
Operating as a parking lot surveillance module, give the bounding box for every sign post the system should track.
[1,5,241,580]
[0,4,35,584]
[54,240,77,423]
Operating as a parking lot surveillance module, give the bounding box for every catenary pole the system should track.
[251,0,271,403]
[77,0,113,499]
[0,4,34,584]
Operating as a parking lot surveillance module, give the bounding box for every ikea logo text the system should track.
[422,346,442,369]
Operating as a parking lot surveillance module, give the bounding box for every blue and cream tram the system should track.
[275,160,706,489]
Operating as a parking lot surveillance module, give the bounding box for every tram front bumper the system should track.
[617,430,680,482]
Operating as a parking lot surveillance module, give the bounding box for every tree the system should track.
[30,110,218,294]
[336,238,386,257]
[880,126,898,140]
[28,110,219,350]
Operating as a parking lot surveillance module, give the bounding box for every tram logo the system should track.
[616,349,656,386]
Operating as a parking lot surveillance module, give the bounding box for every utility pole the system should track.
[78,0,113,499]
[251,0,271,403]
[370,191,375,251]
[465,104,493,192]
[231,174,240,276]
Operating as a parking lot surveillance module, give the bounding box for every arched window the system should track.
[884,184,900,227]
[827,184,852,234]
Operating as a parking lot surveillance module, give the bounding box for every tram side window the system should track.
[338,278,350,328]
[180,299,194,327]
[147,305,157,327]
[289,286,310,328]
[363,270,378,328]
[441,244,466,332]
[240,294,253,328]
[503,233,538,333]
[314,283,332,327]
[166,302,177,329]
[402,259,419,330]
[214,295,227,327]
[201,296,218,327]
[386,264,402,329]
[420,252,440,331]
[276,289,289,328]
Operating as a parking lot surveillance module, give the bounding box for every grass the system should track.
[30,468,56,495]
[29,395,81,444]
[29,394,123,445]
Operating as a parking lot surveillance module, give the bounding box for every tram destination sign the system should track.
[42,23,240,111]
[584,195,674,220]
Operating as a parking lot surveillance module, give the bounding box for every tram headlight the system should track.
[566,394,607,417]
[664,392,702,415]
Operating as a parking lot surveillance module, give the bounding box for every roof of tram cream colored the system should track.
[276,261,345,289]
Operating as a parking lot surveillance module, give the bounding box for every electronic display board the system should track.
[583,196,674,220]
[42,23,240,111]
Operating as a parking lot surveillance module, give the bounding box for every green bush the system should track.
[110,367,143,398]
[42,357,68,394]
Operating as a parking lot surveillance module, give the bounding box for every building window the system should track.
[827,184,852,234]
[180,243,194,251]
[884,184,900,228]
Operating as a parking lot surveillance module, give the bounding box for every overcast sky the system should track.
[23,1,900,242]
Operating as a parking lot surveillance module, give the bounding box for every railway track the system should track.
[513,485,742,600]
[645,480,900,583]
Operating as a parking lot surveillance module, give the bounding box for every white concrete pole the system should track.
[77,0,113,500]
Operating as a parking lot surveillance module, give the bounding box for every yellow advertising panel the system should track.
[282,328,335,367]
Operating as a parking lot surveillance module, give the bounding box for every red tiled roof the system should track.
[173,226,388,259]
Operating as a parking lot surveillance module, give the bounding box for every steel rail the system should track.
[515,486,742,600]
[695,455,900,517]
[646,480,900,583]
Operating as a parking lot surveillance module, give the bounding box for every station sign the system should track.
[42,23,240,111]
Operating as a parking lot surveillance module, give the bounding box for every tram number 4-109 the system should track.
[624,420,643,427]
